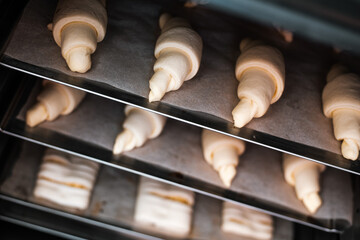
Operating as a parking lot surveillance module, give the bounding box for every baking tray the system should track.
[1,0,360,176]
[0,140,293,240]
[0,77,353,232]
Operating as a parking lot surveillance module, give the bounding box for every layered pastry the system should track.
[26,80,86,127]
[134,177,194,237]
[148,13,203,102]
[232,38,285,128]
[201,129,245,187]
[322,64,360,160]
[113,105,167,154]
[283,154,325,213]
[49,0,107,73]
[33,148,99,211]
[222,202,273,240]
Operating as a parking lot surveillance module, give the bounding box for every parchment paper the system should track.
[0,141,293,240]
[4,0,342,155]
[17,89,354,223]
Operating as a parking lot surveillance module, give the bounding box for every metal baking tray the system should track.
[0,139,293,240]
[1,0,360,176]
[0,75,355,233]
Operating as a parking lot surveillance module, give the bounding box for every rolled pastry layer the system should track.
[283,154,325,214]
[232,38,285,128]
[52,0,107,73]
[322,64,360,160]
[33,148,99,210]
[201,129,245,187]
[134,177,194,237]
[222,202,273,240]
[149,13,203,102]
[26,80,86,127]
[113,106,167,154]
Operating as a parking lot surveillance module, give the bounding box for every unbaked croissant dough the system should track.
[26,80,86,127]
[113,106,167,154]
[322,64,360,160]
[51,0,107,73]
[148,13,203,102]
[201,129,245,187]
[276,28,293,43]
[232,38,285,128]
[222,202,273,240]
[134,177,194,237]
[34,148,99,210]
[283,154,325,214]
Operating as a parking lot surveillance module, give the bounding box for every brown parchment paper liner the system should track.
[17,88,353,223]
[0,141,293,240]
[4,0,341,155]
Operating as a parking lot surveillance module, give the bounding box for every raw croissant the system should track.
[283,154,325,213]
[232,38,285,128]
[26,80,86,127]
[134,177,194,237]
[148,13,203,102]
[113,106,167,154]
[51,0,107,73]
[34,148,99,210]
[322,64,360,160]
[222,201,273,240]
[201,129,245,187]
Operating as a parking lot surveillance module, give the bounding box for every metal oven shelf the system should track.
[0,75,355,233]
[2,0,360,176]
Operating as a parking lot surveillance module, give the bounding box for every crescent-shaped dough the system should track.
[232,38,285,128]
[201,129,245,187]
[148,13,203,102]
[113,106,167,154]
[26,80,86,127]
[322,64,360,160]
[52,0,107,73]
[283,154,325,213]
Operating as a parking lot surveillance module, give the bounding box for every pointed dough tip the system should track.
[303,192,321,214]
[47,23,53,31]
[113,130,134,154]
[159,13,171,30]
[149,91,160,102]
[26,102,48,127]
[341,139,359,160]
[219,165,236,188]
[66,48,91,73]
[232,99,257,128]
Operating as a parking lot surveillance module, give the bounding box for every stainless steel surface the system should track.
[204,0,360,54]
[15,82,354,224]
[0,215,85,240]
[0,78,352,232]
[2,0,360,175]
[0,140,293,240]
[0,0,357,238]
[0,195,158,240]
